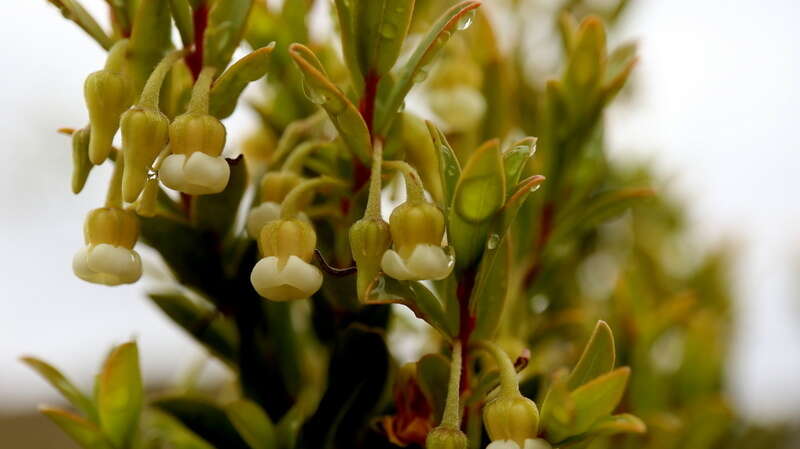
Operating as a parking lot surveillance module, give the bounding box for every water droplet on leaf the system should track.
[487,233,500,249]
[302,80,328,105]
[456,10,476,31]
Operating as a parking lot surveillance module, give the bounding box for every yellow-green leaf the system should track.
[357,0,415,76]
[210,43,276,119]
[588,413,646,436]
[40,407,114,449]
[453,139,505,224]
[129,0,172,93]
[502,137,537,189]
[569,367,630,437]
[22,357,98,423]
[203,0,255,70]
[169,0,195,47]
[96,341,143,449]
[427,120,460,214]
[566,321,616,390]
[289,43,371,163]
[46,0,113,50]
[226,400,277,449]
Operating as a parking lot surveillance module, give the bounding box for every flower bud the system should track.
[169,112,226,157]
[426,426,468,449]
[260,171,303,203]
[250,219,322,301]
[74,207,142,286]
[71,127,93,194]
[381,201,453,281]
[350,217,392,298]
[121,107,170,202]
[483,394,540,447]
[84,70,131,165]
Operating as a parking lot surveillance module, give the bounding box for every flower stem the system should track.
[364,139,384,219]
[281,140,326,173]
[105,157,125,208]
[280,176,347,219]
[382,160,425,204]
[441,341,463,428]
[187,66,216,114]
[475,340,520,397]
[137,50,185,110]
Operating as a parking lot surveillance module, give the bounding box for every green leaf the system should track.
[356,0,415,76]
[587,413,646,436]
[71,126,93,194]
[453,139,505,223]
[226,399,277,449]
[153,396,252,449]
[96,342,143,449]
[566,321,616,390]
[46,0,113,50]
[470,235,510,340]
[366,275,455,338]
[333,0,364,93]
[148,292,238,366]
[502,137,537,189]
[147,410,217,449]
[40,407,114,449]
[191,156,247,235]
[302,325,390,449]
[568,367,630,438]
[22,357,98,423]
[210,43,276,119]
[540,373,575,441]
[203,0,255,70]
[169,0,195,47]
[499,175,546,233]
[129,0,172,93]
[564,17,606,96]
[289,43,372,163]
[374,1,482,135]
[427,120,460,214]
[416,354,450,423]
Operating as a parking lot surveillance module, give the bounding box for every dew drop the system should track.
[302,80,327,105]
[530,184,541,193]
[486,233,500,250]
[456,9,476,31]
[414,68,429,83]
[380,23,398,39]
[397,101,406,113]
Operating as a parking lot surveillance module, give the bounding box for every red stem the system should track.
[352,71,381,193]
[185,2,209,81]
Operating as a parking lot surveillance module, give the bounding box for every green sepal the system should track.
[374,1,482,135]
[96,341,143,449]
[71,127,93,194]
[210,43,276,119]
[225,399,278,449]
[153,396,252,449]
[21,357,98,423]
[46,0,113,50]
[39,407,114,449]
[148,292,238,366]
[288,43,371,164]
[203,0,255,70]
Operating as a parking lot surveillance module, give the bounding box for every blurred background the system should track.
[1,0,799,447]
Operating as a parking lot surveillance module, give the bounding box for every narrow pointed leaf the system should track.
[366,275,454,338]
[470,235,510,340]
[96,341,143,449]
[46,0,113,50]
[289,44,371,163]
[588,413,646,436]
[502,137,537,189]
[154,396,252,449]
[226,400,278,449]
[375,1,482,135]
[333,0,364,93]
[426,120,460,213]
[568,367,630,436]
[566,321,616,390]
[170,0,195,47]
[453,139,505,223]
[22,357,98,423]
[129,0,172,92]
[210,43,276,119]
[357,0,415,76]
[40,408,114,449]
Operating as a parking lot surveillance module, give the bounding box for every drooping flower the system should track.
[486,439,551,449]
[381,201,453,281]
[160,112,229,195]
[72,207,142,286]
[250,218,322,301]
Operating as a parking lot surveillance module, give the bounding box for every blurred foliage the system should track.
[24,0,798,449]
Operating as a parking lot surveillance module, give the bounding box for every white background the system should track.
[1,0,798,423]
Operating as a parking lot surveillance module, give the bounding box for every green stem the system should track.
[364,139,384,219]
[475,340,520,397]
[105,157,125,208]
[137,50,185,110]
[104,39,129,72]
[441,341,463,428]
[382,160,424,204]
[270,111,326,166]
[187,66,216,114]
[281,140,326,173]
[280,176,347,219]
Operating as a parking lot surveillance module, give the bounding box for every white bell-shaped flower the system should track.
[160,152,230,195]
[486,439,551,449]
[246,201,282,238]
[250,255,323,301]
[73,243,142,286]
[381,243,452,281]
[251,218,322,301]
